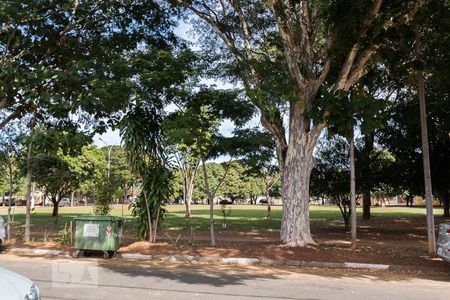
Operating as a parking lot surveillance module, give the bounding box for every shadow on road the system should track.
[99,259,450,284]
[100,260,283,287]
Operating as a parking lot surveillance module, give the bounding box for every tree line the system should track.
[1,1,449,246]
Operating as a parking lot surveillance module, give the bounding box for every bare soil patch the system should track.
[118,215,450,269]
[3,213,449,270]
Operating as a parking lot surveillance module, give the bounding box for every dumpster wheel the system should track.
[72,249,84,258]
[102,251,111,259]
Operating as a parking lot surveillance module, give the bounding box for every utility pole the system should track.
[99,138,113,180]
[349,133,357,250]
[416,27,436,253]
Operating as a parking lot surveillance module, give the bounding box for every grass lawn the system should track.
[0,204,443,234]
[2,204,448,268]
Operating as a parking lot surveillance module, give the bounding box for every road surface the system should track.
[0,255,448,300]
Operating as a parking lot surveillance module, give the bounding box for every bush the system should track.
[93,177,113,215]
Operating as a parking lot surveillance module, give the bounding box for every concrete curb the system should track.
[5,248,70,256]
[2,247,448,273]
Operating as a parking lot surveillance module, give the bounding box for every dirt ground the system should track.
[118,215,450,269]
[4,214,449,269]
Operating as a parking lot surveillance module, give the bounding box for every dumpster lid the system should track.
[74,215,123,221]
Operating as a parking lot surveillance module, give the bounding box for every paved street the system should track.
[0,255,448,300]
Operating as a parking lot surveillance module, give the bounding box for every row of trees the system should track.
[0,126,135,216]
[1,1,449,247]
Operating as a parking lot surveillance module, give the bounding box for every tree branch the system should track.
[0,110,22,130]
[211,157,234,198]
[267,0,307,94]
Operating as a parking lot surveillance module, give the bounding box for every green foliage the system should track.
[25,129,92,215]
[219,162,262,203]
[311,136,352,228]
[192,162,224,201]
[311,86,386,139]
[93,178,113,216]
[121,100,173,241]
[0,1,173,132]
[376,0,450,211]
[57,223,72,246]
[191,161,266,203]
[129,195,151,241]
[129,165,172,240]
[0,123,23,197]
[102,146,135,200]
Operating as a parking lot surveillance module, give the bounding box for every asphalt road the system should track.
[0,255,448,300]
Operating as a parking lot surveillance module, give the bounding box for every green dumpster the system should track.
[73,215,123,258]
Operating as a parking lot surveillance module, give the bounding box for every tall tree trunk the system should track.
[185,168,196,218]
[7,160,12,240]
[182,176,187,213]
[24,109,37,242]
[24,139,33,242]
[281,161,315,246]
[281,121,320,246]
[185,186,192,218]
[70,191,75,207]
[362,133,374,220]
[265,184,272,221]
[442,189,449,218]
[349,135,357,249]
[152,206,161,243]
[182,161,198,218]
[143,191,152,242]
[201,157,215,246]
[416,28,436,253]
[362,191,371,219]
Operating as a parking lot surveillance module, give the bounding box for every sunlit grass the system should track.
[0,203,443,234]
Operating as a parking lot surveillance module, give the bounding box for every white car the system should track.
[0,267,41,300]
[60,198,71,207]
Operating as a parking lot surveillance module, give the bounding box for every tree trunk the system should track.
[201,157,215,246]
[7,160,12,240]
[362,191,371,220]
[416,28,436,253]
[24,109,37,242]
[281,126,319,246]
[52,202,59,217]
[185,172,195,218]
[70,191,75,207]
[406,194,413,207]
[266,192,272,221]
[24,139,33,242]
[344,215,350,231]
[349,136,357,249]
[264,180,272,221]
[362,133,374,220]
[151,206,161,243]
[442,189,449,218]
[142,192,152,242]
[182,161,198,219]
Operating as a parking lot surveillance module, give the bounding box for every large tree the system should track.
[174,0,426,246]
[26,128,92,218]
[1,0,175,241]
[378,0,450,217]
